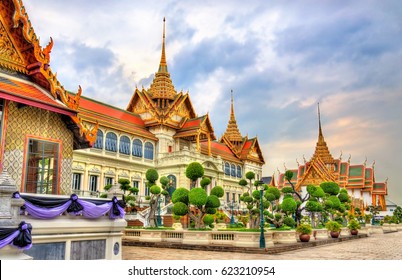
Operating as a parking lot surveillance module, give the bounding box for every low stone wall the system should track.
[124,229,275,248]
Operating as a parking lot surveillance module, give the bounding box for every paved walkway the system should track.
[122,231,402,260]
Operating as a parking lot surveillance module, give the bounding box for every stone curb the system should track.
[123,234,369,255]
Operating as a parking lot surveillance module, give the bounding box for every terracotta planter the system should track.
[350,229,358,235]
[299,233,310,242]
[330,231,340,238]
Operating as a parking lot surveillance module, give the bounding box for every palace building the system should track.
[0,1,264,204]
[69,20,265,203]
[277,105,388,210]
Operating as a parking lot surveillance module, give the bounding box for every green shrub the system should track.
[203,214,215,226]
[159,176,169,186]
[172,202,188,216]
[200,177,211,188]
[281,197,297,213]
[172,188,189,204]
[146,169,159,184]
[188,188,208,207]
[296,223,312,235]
[210,186,224,198]
[281,187,293,194]
[99,193,108,198]
[321,182,340,195]
[150,185,161,195]
[185,162,204,182]
[347,219,361,230]
[325,221,342,232]
[205,195,220,208]
[283,216,296,228]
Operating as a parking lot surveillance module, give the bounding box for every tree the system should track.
[186,162,204,188]
[245,171,255,192]
[145,168,160,227]
[200,177,211,191]
[283,170,311,225]
[393,206,402,223]
[171,163,224,229]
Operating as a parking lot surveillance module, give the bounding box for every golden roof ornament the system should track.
[148,18,177,102]
[311,102,335,163]
[222,90,243,142]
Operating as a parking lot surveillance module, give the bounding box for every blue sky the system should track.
[24,0,402,205]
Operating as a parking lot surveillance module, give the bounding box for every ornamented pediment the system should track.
[133,99,147,114]
[0,20,25,72]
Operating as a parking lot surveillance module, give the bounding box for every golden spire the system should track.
[311,103,334,163]
[148,17,177,103]
[223,90,243,142]
[159,17,167,73]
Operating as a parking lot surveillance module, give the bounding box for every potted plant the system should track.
[296,223,312,242]
[325,221,342,238]
[347,219,361,235]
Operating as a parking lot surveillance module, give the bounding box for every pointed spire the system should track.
[159,17,167,73]
[311,102,334,163]
[222,90,243,143]
[148,18,177,102]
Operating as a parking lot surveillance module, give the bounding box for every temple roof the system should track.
[200,141,241,163]
[72,94,157,140]
[311,103,335,163]
[148,18,177,101]
[222,92,243,143]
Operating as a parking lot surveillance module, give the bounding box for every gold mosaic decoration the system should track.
[3,102,74,194]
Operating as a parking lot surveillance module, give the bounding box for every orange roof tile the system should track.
[0,75,76,116]
[200,141,240,162]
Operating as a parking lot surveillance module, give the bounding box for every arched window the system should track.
[144,142,154,160]
[119,136,130,155]
[224,162,230,175]
[132,139,143,157]
[93,130,103,149]
[231,164,236,177]
[105,132,117,152]
[237,165,242,178]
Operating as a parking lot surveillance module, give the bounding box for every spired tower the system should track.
[277,103,388,211]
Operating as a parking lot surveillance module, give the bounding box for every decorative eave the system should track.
[0,0,98,148]
[295,156,337,191]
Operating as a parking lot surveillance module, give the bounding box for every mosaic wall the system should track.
[3,101,74,194]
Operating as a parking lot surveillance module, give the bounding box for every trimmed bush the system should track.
[210,186,224,198]
[283,216,296,228]
[150,185,161,195]
[252,190,261,200]
[146,169,159,184]
[172,202,188,216]
[203,214,215,226]
[205,195,220,208]
[281,186,294,194]
[171,188,189,204]
[188,188,208,207]
[321,182,340,195]
[159,176,169,186]
[266,186,281,200]
[281,197,297,214]
[200,177,211,188]
[185,162,204,182]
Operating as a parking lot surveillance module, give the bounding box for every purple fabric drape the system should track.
[13,192,125,220]
[0,221,32,250]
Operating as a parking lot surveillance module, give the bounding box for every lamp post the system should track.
[156,195,162,227]
[257,180,265,249]
[230,200,235,225]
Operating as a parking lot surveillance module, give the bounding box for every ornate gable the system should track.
[0,0,98,149]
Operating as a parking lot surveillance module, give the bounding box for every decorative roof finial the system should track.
[283,163,287,171]
[303,154,307,164]
[159,17,167,72]
[296,159,300,167]
[339,150,343,161]
[222,89,243,143]
[364,156,367,167]
[348,154,351,164]
[372,160,376,169]
[385,177,388,184]
[277,167,281,176]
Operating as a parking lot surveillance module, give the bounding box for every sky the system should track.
[23,0,402,205]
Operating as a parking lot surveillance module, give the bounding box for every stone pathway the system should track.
[122,231,402,260]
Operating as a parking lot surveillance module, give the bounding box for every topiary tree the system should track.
[245,171,255,191]
[159,176,170,203]
[283,170,311,225]
[145,168,161,227]
[186,162,204,188]
[171,163,224,229]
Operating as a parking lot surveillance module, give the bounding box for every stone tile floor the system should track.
[122,231,402,260]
